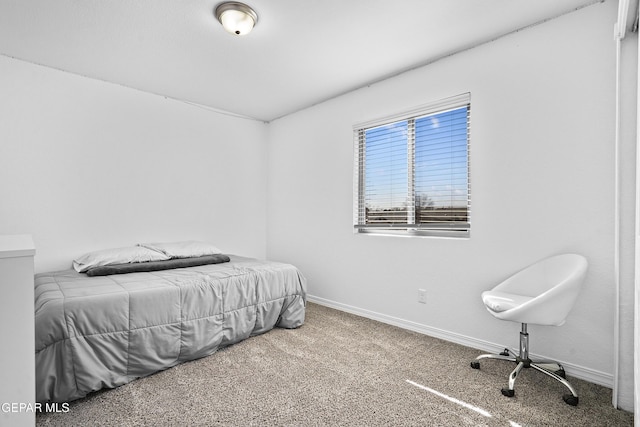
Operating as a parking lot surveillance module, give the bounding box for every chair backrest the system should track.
[489,254,588,326]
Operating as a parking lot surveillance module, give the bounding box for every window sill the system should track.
[354,228,470,239]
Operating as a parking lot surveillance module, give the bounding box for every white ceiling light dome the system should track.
[215,2,258,36]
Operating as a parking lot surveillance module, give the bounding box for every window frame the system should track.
[353,93,471,238]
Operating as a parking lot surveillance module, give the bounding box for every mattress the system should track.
[34,255,307,403]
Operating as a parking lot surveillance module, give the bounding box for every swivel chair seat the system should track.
[470,253,588,406]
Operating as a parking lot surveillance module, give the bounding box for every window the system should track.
[353,93,471,237]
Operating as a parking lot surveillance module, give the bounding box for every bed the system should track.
[34,250,307,403]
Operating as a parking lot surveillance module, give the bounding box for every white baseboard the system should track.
[307,294,613,388]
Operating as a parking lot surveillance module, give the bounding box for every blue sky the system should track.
[364,106,468,216]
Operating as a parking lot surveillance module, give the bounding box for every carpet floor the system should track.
[36,302,633,426]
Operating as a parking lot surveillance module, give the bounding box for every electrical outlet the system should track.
[418,289,427,304]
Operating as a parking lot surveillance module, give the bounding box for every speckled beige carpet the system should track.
[37,302,633,426]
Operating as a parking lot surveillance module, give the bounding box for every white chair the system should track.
[470,253,588,406]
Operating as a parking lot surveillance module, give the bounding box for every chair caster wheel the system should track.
[499,348,510,356]
[501,388,515,397]
[563,394,578,406]
[556,369,566,379]
[470,361,480,369]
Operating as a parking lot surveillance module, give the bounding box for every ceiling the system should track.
[0,0,604,122]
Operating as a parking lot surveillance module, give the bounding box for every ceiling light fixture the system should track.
[215,2,258,36]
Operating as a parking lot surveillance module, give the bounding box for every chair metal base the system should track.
[470,324,579,406]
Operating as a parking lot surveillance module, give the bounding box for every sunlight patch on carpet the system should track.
[406,380,526,426]
[406,380,492,418]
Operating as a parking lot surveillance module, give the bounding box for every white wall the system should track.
[267,1,620,386]
[0,55,268,273]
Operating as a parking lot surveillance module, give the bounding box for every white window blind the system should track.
[353,93,471,237]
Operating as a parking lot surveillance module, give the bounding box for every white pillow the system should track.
[137,241,222,259]
[73,246,170,273]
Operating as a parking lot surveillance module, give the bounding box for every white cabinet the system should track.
[0,235,36,426]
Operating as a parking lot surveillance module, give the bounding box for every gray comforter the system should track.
[35,255,307,403]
